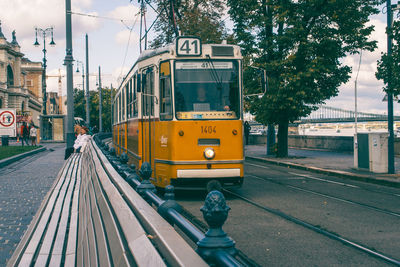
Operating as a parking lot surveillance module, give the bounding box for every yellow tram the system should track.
[112,36,244,189]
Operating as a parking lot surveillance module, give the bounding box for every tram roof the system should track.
[116,41,242,94]
[137,42,242,63]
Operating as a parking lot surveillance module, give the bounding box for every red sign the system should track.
[0,111,15,127]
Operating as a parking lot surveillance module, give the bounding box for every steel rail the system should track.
[246,172,400,219]
[224,189,400,266]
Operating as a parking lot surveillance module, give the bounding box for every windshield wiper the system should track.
[205,55,223,90]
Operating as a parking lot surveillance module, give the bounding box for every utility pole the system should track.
[387,0,395,174]
[64,0,74,148]
[85,34,90,126]
[98,66,102,133]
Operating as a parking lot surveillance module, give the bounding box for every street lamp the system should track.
[34,27,56,116]
[75,60,85,92]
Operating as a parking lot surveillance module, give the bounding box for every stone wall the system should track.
[288,135,353,151]
[250,134,400,155]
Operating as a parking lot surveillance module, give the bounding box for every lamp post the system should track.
[76,60,85,92]
[34,27,56,116]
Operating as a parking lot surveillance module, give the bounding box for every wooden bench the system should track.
[8,140,207,267]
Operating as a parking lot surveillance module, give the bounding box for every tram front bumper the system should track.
[172,168,243,189]
[177,168,241,178]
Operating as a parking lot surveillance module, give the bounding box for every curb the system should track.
[246,156,400,188]
[0,146,47,168]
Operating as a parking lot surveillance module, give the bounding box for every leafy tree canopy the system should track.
[376,20,400,95]
[228,0,382,156]
[149,0,232,48]
[73,87,114,133]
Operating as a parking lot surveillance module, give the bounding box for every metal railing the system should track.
[93,134,243,267]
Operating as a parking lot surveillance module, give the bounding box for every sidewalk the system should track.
[245,145,400,188]
[0,143,66,265]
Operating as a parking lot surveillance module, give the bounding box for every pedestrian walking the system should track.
[30,124,37,146]
[21,122,30,146]
[244,121,251,145]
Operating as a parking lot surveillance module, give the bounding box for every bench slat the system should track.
[49,157,81,267]
[16,154,79,267]
[90,165,130,267]
[90,147,166,267]
[34,154,80,266]
[91,142,209,267]
[87,174,112,266]
[64,155,82,267]
[85,184,99,266]
[77,155,90,267]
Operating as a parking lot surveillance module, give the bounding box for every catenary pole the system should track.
[85,34,90,126]
[387,0,395,174]
[64,0,74,148]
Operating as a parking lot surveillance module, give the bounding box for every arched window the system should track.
[21,101,25,111]
[7,65,14,86]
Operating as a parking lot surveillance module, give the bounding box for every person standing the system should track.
[30,124,37,146]
[21,122,30,146]
[244,121,251,145]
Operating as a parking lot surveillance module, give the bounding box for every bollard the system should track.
[136,162,156,198]
[117,153,130,177]
[107,147,121,168]
[125,164,141,188]
[158,185,182,224]
[196,190,237,263]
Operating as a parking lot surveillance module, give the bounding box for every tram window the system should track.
[142,68,154,116]
[160,62,172,120]
[117,94,120,123]
[126,83,131,118]
[133,74,138,117]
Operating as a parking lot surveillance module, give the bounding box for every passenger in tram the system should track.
[193,86,211,111]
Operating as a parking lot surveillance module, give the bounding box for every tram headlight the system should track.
[204,147,215,160]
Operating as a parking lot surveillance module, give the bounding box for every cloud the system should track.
[0,0,101,48]
[108,4,140,23]
[115,30,140,46]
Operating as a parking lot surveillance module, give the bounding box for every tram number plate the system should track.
[176,37,202,56]
[201,126,216,134]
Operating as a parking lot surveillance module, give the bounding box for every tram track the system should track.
[246,161,400,198]
[222,188,400,266]
[246,173,400,219]
[245,162,400,217]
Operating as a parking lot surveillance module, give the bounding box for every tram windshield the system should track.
[174,60,240,120]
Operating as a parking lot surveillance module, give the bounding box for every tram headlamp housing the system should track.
[204,147,215,160]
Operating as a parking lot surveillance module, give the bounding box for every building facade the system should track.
[0,23,42,129]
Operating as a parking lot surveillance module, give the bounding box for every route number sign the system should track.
[176,37,202,56]
[0,109,16,137]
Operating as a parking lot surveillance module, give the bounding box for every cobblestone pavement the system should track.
[0,143,66,266]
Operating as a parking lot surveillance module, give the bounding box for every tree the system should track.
[228,0,382,157]
[376,20,400,96]
[73,87,114,132]
[149,0,232,48]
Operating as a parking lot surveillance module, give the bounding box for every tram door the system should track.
[141,67,156,172]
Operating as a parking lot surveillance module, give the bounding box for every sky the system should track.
[1,0,400,115]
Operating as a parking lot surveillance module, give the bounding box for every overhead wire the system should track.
[68,10,140,30]
[119,13,140,81]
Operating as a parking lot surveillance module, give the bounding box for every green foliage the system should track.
[228,0,382,156]
[73,87,113,132]
[0,146,41,160]
[376,20,400,95]
[150,0,233,48]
